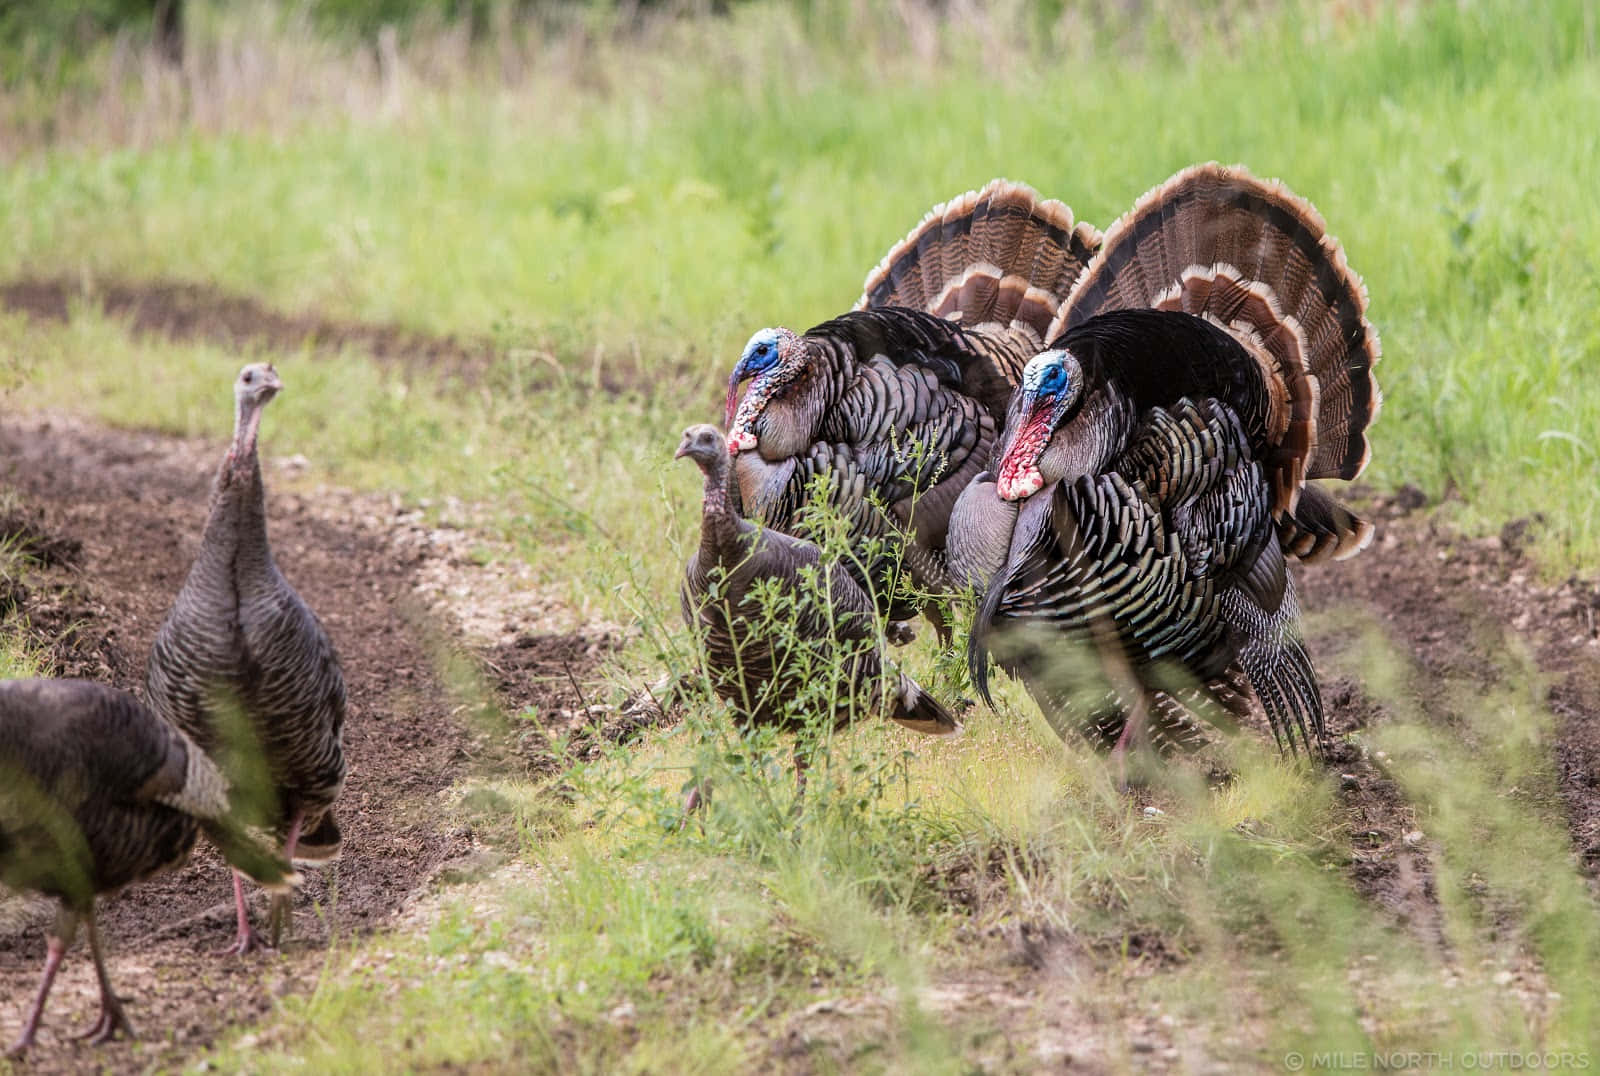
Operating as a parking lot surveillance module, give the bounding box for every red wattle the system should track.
[996,406,1053,502]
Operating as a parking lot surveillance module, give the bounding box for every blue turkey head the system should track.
[997,349,1085,501]
[725,326,803,454]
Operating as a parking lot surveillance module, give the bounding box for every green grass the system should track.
[3,0,1600,1070]
[0,495,50,680]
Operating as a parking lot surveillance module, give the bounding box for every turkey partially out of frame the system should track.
[0,284,1599,1072]
[0,402,618,1073]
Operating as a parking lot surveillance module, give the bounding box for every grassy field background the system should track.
[3,0,1600,1070]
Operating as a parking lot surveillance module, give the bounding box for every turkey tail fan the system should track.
[1055,162,1382,516]
[858,179,1103,341]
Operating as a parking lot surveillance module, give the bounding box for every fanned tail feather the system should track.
[1055,162,1382,520]
[858,179,1101,339]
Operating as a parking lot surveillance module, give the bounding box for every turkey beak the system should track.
[674,436,693,460]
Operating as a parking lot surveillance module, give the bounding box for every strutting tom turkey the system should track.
[676,423,960,800]
[961,163,1381,764]
[146,362,347,955]
[723,181,1102,635]
[0,679,295,1056]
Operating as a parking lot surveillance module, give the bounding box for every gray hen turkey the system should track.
[677,424,959,791]
[1,678,295,1056]
[725,181,1101,629]
[146,362,346,954]
[962,163,1381,760]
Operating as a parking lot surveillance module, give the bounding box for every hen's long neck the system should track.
[699,452,745,564]
[201,396,275,581]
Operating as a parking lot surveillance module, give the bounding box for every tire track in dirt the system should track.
[0,277,690,395]
[0,414,607,1073]
[1298,491,1600,949]
[2,277,490,377]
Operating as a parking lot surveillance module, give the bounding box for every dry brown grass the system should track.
[0,0,1400,160]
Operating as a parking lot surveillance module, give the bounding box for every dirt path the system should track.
[0,277,692,395]
[0,414,608,1073]
[1,278,490,379]
[1298,490,1600,939]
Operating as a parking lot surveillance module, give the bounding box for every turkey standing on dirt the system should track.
[961,163,1382,765]
[724,181,1103,634]
[146,362,346,955]
[676,423,960,798]
[0,678,296,1056]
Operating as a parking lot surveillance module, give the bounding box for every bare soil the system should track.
[0,415,611,1073]
[1298,487,1600,937]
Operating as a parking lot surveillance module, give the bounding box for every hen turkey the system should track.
[0,679,295,1056]
[962,163,1381,760]
[677,424,959,795]
[724,181,1102,630]
[146,362,347,954]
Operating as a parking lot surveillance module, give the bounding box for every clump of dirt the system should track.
[487,629,622,716]
[0,414,612,1074]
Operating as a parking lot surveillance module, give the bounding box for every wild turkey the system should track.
[676,423,960,795]
[146,362,346,955]
[962,163,1381,761]
[0,678,295,1056]
[724,181,1102,631]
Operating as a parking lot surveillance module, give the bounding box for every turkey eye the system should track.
[244,373,254,383]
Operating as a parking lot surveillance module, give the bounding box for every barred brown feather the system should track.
[1054,163,1382,516]
[858,179,1102,341]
